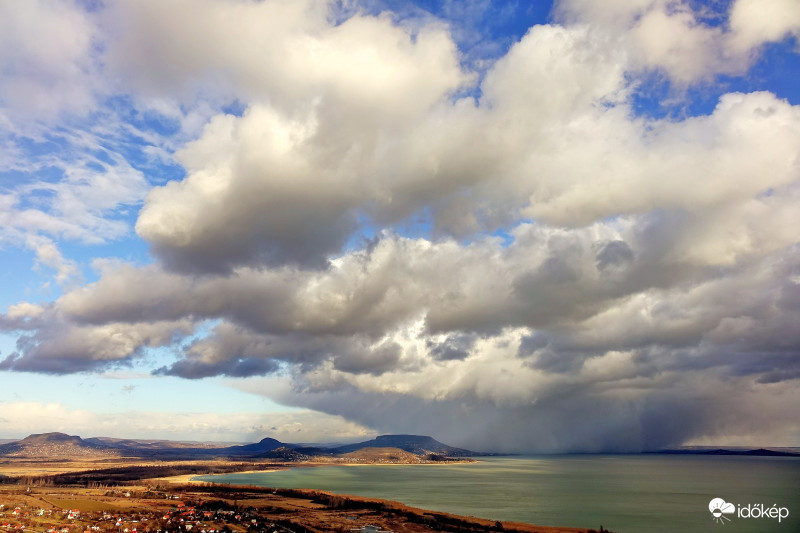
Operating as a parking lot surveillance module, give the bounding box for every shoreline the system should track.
[148,468,284,485]
[182,458,479,483]
[340,459,479,465]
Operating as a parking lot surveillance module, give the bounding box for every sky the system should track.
[0,0,799,453]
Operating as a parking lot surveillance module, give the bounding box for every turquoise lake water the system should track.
[195,455,800,533]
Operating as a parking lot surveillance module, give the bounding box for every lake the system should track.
[194,455,800,533]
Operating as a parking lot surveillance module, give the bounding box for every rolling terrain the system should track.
[0,432,118,458]
[0,432,479,462]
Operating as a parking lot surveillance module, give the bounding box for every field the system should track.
[0,457,286,486]
[42,498,123,512]
[0,457,133,477]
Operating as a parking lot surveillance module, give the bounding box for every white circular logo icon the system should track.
[709,498,735,524]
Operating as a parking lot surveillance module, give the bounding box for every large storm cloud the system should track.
[1,0,799,451]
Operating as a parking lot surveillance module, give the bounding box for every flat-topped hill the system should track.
[332,434,477,456]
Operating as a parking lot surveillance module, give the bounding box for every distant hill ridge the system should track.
[0,432,117,458]
[0,432,479,459]
[22,432,86,444]
[223,437,284,454]
[331,434,476,456]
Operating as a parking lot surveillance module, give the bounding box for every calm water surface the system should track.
[195,455,800,533]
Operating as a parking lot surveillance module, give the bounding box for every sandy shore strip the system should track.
[148,460,478,486]
[147,469,282,485]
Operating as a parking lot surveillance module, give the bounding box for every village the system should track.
[0,487,287,533]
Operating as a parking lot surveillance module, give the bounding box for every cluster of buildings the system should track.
[0,497,273,533]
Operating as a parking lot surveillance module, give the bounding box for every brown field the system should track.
[0,457,135,477]
[43,498,123,512]
[0,457,288,487]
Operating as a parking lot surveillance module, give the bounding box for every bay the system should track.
[194,455,800,533]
